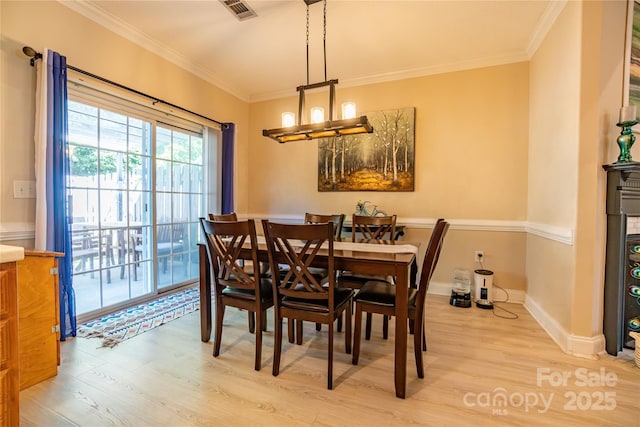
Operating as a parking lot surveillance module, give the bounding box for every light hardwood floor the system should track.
[19,295,639,426]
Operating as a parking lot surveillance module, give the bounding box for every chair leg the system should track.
[288,318,295,343]
[414,319,424,378]
[328,319,334,390]
[133,252,140,281]
[337,313,343,332]
[423,327,427,351]
[296,319,303,345]
[273,315,283,377]
[344,300,352,354]
[248,311,255,333]
[254,309,262,371]
[365,313,372,340]
[316,322,322,331]
[213,302,225,357]
[383,315,389,340]
[262,310,268,332]
[352,303,362,365]
[89,255,95,279]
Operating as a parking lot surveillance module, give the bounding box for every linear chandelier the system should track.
[262,0,373,143]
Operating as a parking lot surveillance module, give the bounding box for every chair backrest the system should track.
[199,217,261,294]
[414,220,449,316]
[157,223,186,244]
[351,214,397,241]
[262,220,335,305]
[304,213,345,241]
[209,212,238,221]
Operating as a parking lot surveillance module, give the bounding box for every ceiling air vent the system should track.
[220,0,257,21]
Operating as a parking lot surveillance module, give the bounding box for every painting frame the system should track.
[317,107,415,192]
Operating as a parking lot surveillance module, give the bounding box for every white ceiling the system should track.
[62,0,565,102]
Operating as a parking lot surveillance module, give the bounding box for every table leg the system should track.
[199,244,212,342]
[394,262,409,399]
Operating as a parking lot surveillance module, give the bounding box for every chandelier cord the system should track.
[306,2,310,85]
[323,0,327,82]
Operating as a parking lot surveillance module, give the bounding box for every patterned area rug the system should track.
[77,287,200,347]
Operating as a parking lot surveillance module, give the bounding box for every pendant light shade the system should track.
[282,112,296,127]
[342,102,356,119]
[262,0,373,143]
[310,107,325,123]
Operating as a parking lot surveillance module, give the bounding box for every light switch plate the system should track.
[13,180,36,198]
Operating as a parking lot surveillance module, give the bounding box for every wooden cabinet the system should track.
[0,261,19,427]
[17,250,62,390]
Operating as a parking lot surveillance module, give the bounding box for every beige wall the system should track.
[573,1,626,338]
[248,64,530,290]
[527,0,582,333]
[249,64,529,220]
[0,0,250,238]
[527,0,627,343]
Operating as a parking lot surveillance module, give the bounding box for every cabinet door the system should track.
[18,255,59,390]
[0,263,19,427]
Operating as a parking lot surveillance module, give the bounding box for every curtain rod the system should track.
[23,46,226,128]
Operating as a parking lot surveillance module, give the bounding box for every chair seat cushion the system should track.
[338,272,393,288]
[221,277,273,303]
[355,280,418,307]
[282,288,354,313]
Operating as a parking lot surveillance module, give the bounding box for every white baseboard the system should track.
[524,294,604,360]
[432,284,605,359]
[428,281,525,303]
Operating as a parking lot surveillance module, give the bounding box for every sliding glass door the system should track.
[155,126,202,290]
[67,99,204,319]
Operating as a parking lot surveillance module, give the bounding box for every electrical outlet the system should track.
[475,250,484,263]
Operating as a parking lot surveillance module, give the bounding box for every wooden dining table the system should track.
[198,237,419,399]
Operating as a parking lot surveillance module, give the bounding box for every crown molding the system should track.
[249,52,531,102]
[526,0,568,57]
[58,0,250,102]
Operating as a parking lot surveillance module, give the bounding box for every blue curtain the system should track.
[221,123,235,214]
[46,51,76,340]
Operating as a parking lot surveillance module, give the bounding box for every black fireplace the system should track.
[603,163,640,355]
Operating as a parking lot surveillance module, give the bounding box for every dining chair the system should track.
[300,213,345,336]
[208,212,238,221]
[337,214,398,337]
[350,214,397,241]
[339,214,398,289]
[262,220,354,390]
[352,220,449,379]
[304,213,345,240]
[199,217,274,371]
[208,211,269,333]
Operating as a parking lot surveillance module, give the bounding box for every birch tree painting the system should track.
[318,107,415,191]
